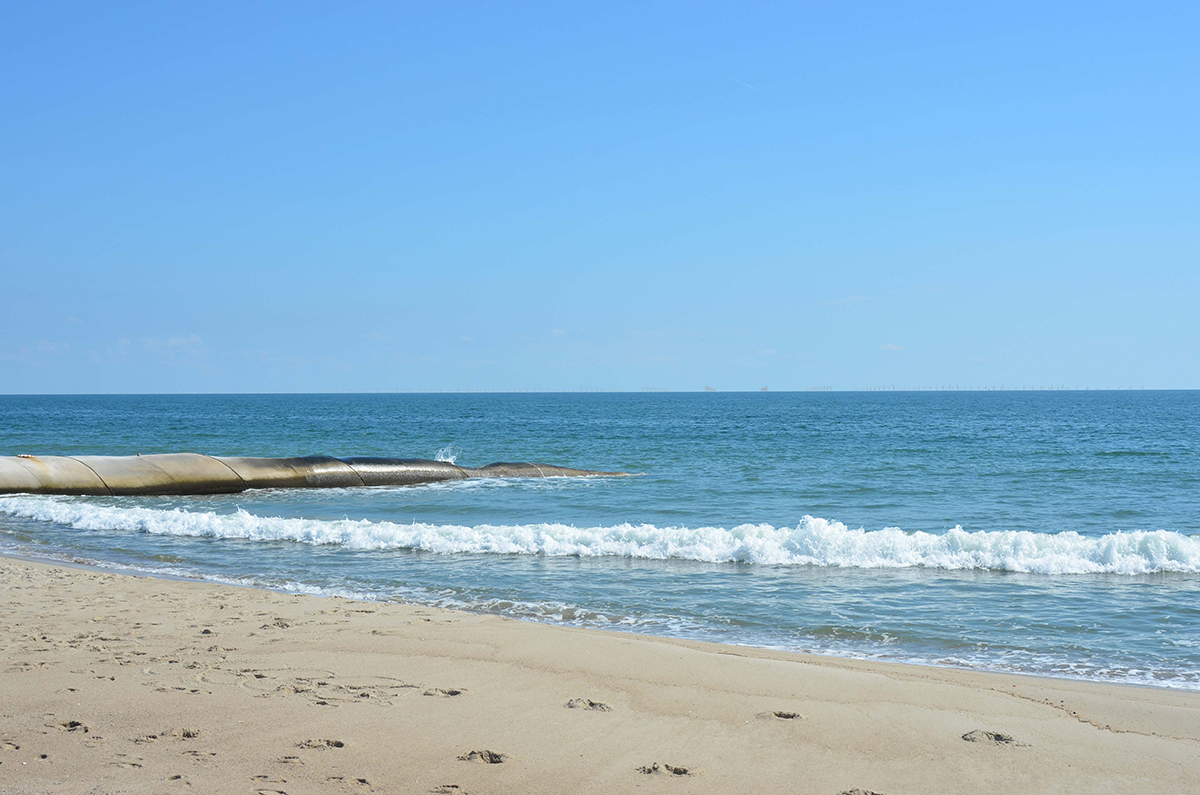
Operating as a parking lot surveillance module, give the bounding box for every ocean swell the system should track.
[1,496,1197,575]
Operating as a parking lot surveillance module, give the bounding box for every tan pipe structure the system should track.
[0,454,629,496]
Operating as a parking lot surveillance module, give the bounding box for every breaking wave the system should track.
[1,496,1197,575]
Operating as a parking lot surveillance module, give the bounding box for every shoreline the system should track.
[1,556,1197,794]
[1,546,1196,697]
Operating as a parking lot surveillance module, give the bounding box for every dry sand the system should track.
[0,556,1196,795]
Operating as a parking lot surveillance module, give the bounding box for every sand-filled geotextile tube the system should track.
[0,454,629,496]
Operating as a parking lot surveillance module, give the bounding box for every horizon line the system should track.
[0,387,1193,397]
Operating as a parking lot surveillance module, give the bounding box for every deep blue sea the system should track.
[1,392,1198,690]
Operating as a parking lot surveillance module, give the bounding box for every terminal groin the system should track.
[0,454,629,496]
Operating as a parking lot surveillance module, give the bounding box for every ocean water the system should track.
[1,392,1198,690]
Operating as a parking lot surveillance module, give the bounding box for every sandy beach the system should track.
[0,555,1196,795]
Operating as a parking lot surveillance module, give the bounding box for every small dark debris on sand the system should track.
[458,749,505,764]
[962,729,1023,746]
[567,698,612,711]
[298,738,345,749]
[638,762,691,776]
[424,688,464,697]
[756,709,803,720]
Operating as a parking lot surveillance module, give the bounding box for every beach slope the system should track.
[0,556,1196,794]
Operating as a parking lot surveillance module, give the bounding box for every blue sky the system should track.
[2,2,1196,393]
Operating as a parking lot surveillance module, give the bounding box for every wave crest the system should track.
[1,496,1197,575]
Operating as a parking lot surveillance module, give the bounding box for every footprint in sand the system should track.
[566,698,611,711]
[297,739,345,749]
[236,669,416,705]
[327,775,374,790]
[424,688,465,697]
[962,729,1026,746]
[839,789,888,795]
[57,720,88,733]
[183,749,218,765]
[112,754,143,768]
[458,749,505,764]
[132,728,199,743]
[637,762,692,776]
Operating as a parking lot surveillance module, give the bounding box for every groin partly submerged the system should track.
[0,454,630,496]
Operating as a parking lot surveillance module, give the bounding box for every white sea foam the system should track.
[434,445,460,464]
[2,496,1198,575]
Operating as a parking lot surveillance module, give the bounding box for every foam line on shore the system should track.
[3,496,1197,575]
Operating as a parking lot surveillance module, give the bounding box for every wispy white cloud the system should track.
[143,333,204,351]
[880,343,905,351]
[136,334,209,365]
[0,340,71,365]
[243,349,354,371]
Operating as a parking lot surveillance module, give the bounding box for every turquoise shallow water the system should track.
[1,392,1198,689]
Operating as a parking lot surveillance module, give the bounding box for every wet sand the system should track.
[1,555,1197,794]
